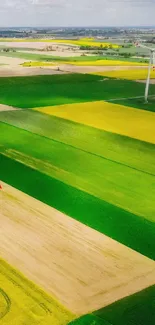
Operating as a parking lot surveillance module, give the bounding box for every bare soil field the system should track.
[0,104,19,112]
[0,66,66,77]
[0,55,30,66]
[0,41,62,49]
[137,79,155,84]
[0,41,79,53]
[60,64,148,73]
[0,64,147,77]
[0,181,155,315]
[20,49,88,57]
[0,54,148,76]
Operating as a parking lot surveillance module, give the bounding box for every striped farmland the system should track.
[0,73,155,325]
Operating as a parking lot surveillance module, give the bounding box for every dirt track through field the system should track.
[0,66,67,77]
[0,181,155,315]
[0,104,19,112]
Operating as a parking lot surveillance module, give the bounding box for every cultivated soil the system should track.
[20,49,89,57]
[0,104,19,112]
[0,66,66,77]
[0,41,77,50]
[0,181,155,315]
[59,64,148,73]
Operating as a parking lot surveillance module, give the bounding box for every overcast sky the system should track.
[0,0,155,27]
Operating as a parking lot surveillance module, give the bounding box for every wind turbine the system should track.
[134,42,155,103]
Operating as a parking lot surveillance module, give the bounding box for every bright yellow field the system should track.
[22,60,146,67]
[22,61,55,67]
[0,37,119,49]
[0,259,73,325]
[68,60,146,66]
[94,68,155,80]
[34,101,155,144]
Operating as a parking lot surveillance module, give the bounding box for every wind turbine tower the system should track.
[134,42,155,103]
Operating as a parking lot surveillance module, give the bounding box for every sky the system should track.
[0,0,155,27]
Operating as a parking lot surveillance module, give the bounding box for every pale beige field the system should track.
[59,64,148,74]
[0,65,66,77]
[0,104,19,112]
[0,41,62,49]
[137,79,155,84]
[0,181,155,315]
[0,53,148,76]
[0,65,147,77]
[20,49,89,57]
[0,55,30,66]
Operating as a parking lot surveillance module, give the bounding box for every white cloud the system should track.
[0,0,154,26]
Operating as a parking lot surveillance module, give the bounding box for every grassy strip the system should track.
[1,122,154,221]
[0,110,154,176]
[0,258,73,325]
[0,50,147,63]
[95,285,155,325]
[0,74,154,108]
[0,154,155,260]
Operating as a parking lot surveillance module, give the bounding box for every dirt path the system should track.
[0,104,19,112]
[137,79,155,84]
[60,64,148,74]
[0,182,155,315]
[0,66,67,77]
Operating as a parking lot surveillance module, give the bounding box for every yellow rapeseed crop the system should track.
[0,37,119,49]
[68,60,146,66]
[0,259,73,325]
[34,101,155,144]
[94,68,155,80]
[22,61,55,67]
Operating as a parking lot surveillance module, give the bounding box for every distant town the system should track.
[0,26,155,43]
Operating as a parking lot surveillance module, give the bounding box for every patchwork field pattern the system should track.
[0,37,120,48]
[34,100,155,144]
[0,73,155,325]
[1,181,155,316]
[0,74,155,108]
[0,50,148,64]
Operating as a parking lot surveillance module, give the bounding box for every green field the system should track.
[0,110,154,175]
[0,74,155,109]
[1,122,154,221]
[0,50,148,63]
[95,285,155,325]
[0,124,155,260]
[69,315,111,325]
[109,96,155,113]
[0,67,155,325]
